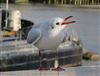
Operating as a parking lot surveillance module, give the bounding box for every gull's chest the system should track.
[35,32,65,50]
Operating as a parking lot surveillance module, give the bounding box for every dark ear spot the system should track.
[56,22,59,25]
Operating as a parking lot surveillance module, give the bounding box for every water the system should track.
[0,4,100,76]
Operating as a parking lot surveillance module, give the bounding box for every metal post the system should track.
[0,8,2,31]
[5,0,9,28]
[0,7,2,51]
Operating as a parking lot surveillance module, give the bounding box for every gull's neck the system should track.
[50,26,64,37]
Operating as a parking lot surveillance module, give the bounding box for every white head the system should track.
[49,16,76,31]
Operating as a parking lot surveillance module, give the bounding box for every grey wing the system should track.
[27,28,41,44]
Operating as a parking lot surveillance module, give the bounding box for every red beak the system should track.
[64,16,73,21]
[61,16,76,27]
[61,21,76,25]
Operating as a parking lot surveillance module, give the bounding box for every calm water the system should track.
[0,4,100,76]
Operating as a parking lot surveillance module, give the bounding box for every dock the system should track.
[0,63,100,76]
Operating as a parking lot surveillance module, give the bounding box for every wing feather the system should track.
[27,28,41,44]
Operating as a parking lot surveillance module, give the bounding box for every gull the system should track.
[27,16,76,70]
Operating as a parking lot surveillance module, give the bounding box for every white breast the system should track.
[35,31,65,50]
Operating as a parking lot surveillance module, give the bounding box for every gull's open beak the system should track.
[61,16,76,27]
[64,16,73,21]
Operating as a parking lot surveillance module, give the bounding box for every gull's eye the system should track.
[56,22,59,25]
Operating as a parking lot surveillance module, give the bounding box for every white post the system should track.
[0,8,2,31]
[5,0,9,28]
[0,8,2,42]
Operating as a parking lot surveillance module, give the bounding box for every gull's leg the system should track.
[39,50,45,70]
[52,48,65,71]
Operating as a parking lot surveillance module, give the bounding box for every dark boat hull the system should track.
[0,45,82,71]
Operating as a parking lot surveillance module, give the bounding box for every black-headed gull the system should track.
[27,16,75,50]
[27,16,76,70]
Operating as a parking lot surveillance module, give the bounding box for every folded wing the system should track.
[27,28,41,44]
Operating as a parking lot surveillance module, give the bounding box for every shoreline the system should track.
[16,3,100,9]
[0,3,100,9]
[56,5,100,9]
